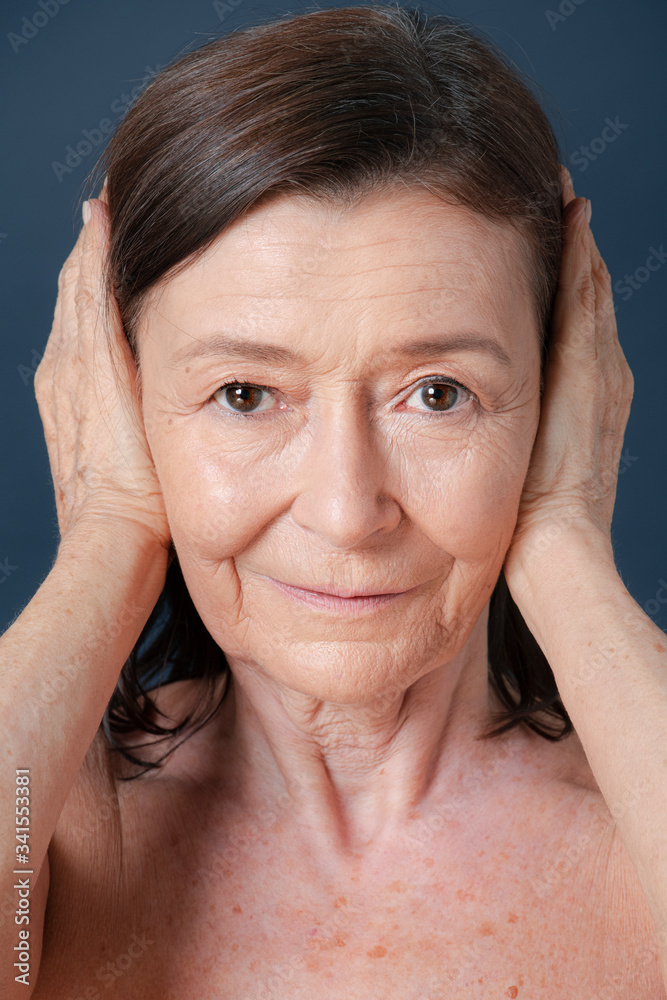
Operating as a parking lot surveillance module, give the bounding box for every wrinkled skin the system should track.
[135,189,541,712]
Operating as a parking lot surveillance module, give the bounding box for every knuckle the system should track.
[33,357,48,385]
[573,271,596,313]
[74,283,94,311]
[594,253,611,280]
[34,354,57,399]
[74,275,103,315]
[57,256,78,293]
[33,373,50,406]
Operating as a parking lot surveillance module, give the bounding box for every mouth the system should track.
[262,576,419,614]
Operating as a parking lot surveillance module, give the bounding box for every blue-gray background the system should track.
[1,0,665,634]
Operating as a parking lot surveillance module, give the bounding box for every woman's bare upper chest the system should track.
[34,732,665,1000]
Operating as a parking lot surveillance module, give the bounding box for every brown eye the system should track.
[213,382,276,415]
[404,380,470,413]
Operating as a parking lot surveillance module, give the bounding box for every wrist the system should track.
[504,520,620,614]
[55,514,170,604]
[58,511,170,561]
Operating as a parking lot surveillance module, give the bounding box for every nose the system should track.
[290,396,402,549]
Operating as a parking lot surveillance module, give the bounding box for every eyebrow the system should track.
[168,331,513,369]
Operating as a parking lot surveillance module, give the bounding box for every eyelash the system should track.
[211,375,476,418]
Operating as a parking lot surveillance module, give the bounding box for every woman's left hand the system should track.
[503,165,635,589]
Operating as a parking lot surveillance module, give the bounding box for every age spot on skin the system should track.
[367,945,387,958]
[389,880,409,893]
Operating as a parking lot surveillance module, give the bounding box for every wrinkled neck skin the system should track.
[207,601,515,857]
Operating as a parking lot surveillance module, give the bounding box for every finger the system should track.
[576,199,609,305]
[559,163,591,289]
[550,197,596,365]
[42,205,97,504]
[585,213,615,330]
[567,194,624,357]
[71,203,143,506]
[45,202,93,374]
[559,167,606,310]
[580,205,632,392]
[76,198,110,319]
[79,200,140,410]
[559,163,577,209]
[86,198,126,354]
[54,201,90,309]
[73,198,123,418]
[53,198,109,360]
[86,197,110,243]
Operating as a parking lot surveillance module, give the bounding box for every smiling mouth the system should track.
[278,581,409,598]
[263,576,418,614]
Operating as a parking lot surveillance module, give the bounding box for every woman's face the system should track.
[136,188,542,703]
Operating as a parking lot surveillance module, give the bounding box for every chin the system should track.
[231,635,453,708]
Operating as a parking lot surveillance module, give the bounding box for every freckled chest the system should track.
[34,744,665,1000]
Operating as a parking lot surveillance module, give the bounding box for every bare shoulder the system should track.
[522,727,667,995]
[47,676,208,851]
[574,788,666,996]
[48,726,123,870]
[49,675,228,843]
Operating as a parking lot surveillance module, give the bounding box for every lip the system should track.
[264,576,417,613]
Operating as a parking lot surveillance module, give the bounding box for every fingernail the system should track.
[82,200,91,225]
[585,198,592,223]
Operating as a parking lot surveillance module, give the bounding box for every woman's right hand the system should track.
[34,195,172,553]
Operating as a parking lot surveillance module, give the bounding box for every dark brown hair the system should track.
[89,2,572,776]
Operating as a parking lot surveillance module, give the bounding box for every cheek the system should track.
[148,423,295,561]
[391,425,533,564]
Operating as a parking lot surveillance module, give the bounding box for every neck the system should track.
[217,604,507,852]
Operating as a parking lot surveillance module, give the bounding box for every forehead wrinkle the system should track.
[190,242,524,330]
[166,258,513,309]
[159,268,522,371]
[142,191,537,368]
[201,193,522,272]
[216,233,512,274]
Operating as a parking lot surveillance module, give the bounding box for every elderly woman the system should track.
[2,4,666,997]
